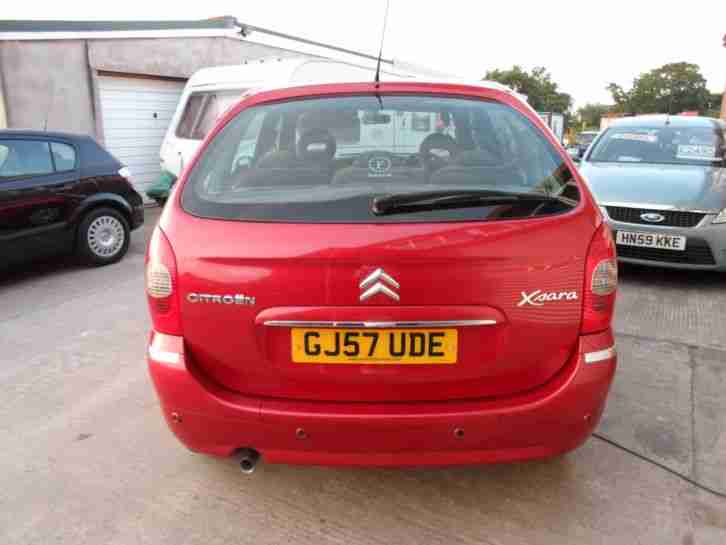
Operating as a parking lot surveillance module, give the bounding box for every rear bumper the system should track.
[147,330,617,467]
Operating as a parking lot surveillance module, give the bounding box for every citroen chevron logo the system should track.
[359,268,400,302]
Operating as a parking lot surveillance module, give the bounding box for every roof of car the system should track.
[608,115,726,129]
[0,129,94,141]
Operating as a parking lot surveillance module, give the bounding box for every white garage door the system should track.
[98,76,184,200]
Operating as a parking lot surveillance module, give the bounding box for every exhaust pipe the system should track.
[235,448,260,474]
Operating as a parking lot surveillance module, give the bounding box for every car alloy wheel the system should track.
[86,215,126,258]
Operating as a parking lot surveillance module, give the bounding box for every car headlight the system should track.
[713,209,726,224]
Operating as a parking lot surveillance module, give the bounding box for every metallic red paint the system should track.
[147,329,615,466]
[147,81,616,465]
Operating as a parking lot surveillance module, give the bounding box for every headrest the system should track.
[420,133,457,161]
[297,128,336,161]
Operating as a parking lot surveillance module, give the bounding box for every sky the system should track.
[5,0,726,108]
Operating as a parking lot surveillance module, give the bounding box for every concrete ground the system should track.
[1,207,725,545]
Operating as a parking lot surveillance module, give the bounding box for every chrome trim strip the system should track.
[148,345,181,365]
[600,201,718,215]
[263,319,498,328]
[584,346,617,364]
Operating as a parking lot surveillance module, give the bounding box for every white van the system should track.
[160,58,417,178]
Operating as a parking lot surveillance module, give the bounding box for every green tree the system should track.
[607,62,711,115]
[576,103,611,130]
[484,65,572,113]
[704,92,724,118]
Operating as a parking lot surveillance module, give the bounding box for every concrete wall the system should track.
[88,37,302,78]
[0,40,96,134]
[0,36,307,138]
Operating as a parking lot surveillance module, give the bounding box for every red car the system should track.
[145,81,618,472]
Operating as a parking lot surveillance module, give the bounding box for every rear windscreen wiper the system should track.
[371,189,577,216]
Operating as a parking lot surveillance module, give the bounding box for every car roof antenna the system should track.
[373,0,391,96]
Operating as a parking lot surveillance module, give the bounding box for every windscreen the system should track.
[182,95,578,223]
[588,125,726,166]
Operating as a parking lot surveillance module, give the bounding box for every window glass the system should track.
[182,95,576,223]
[176,94,205,139]
[192,91,244,140]
[411,113,431,132]
[176,91,244,140]
[576,132,597,146]
[0,140,53,178]
[0,144,8,171]
[50,142,76,171]
[231,109,267,169]
[589,125,726,166]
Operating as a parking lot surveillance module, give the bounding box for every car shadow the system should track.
[0,211,153,289]
[0,256,84,288]
[190,450,661,540]
[618,262,724,290]
[203,450,576,504]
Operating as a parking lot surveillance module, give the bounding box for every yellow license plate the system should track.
[291,328,457,364]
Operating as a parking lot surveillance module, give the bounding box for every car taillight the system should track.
[146,226,181,335]
[581,223,618,334]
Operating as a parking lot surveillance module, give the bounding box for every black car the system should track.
[0,130,144,269]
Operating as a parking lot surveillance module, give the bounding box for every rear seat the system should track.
[430,150,527,187]
[332,154,426,186]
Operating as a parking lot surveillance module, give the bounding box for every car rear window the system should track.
[589,125,726,166]
[182,94,578,223]
[50,142,77,171]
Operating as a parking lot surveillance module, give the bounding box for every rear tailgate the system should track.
[166,209,594,403]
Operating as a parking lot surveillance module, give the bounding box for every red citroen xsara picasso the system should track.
[146,81,618,472]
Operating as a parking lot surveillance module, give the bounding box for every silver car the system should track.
[579,115,726,271]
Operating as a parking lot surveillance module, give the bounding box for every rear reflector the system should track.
[148,331,185,368]
[584,346,617,364]
[148,343,181,366]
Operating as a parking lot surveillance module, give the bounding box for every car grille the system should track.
[606,206,705,228]
[615,235,716,265]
